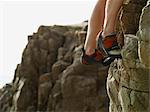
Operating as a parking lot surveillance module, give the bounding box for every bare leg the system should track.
[81,0,124,65]
[102,0,124,37]
[84,0,106,55]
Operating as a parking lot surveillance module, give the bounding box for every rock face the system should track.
[0,84,14,112]
[107,0,149,112]
[0,0,149,112]
[0,24,109,112]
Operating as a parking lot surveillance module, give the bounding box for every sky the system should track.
[0,0,97,88]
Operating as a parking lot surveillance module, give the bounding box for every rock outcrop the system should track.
[107,0,149,112]
[0,0,149,112]
[0,24,109,112]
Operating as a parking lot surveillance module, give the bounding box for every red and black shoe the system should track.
[96,32,122,66]
[80,47,104,65]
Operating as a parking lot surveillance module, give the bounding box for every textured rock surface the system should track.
[0,0,149,112]
[0,84,14,112]
[0,23,109,112]
[138,0,150,68]
[107,0,149,112]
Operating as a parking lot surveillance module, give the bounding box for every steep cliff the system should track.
[0,0,149,112]
[107,0,149,112]
[0,23,109,112]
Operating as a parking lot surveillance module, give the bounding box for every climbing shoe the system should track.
[80,47,104,65]
[96,32,122,66]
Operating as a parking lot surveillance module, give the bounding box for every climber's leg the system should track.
[84,0,106,55]
[80,0,107,65]
[96,0,124,65]
[103,0,124,36]
[81,0,124,65]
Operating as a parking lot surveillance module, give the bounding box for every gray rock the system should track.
[138,0,150,67]
[107,1,150,112]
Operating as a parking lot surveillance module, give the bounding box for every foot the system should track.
[96,32,122,66]
[80,47,104,65]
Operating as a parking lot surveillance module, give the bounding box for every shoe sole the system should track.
[102,55,122,66]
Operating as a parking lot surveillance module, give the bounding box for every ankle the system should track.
[85,48,95,56]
